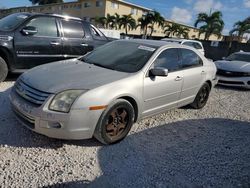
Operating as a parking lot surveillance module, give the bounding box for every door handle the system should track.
[175,76,183,81]
[50,41,60,46]
[201,71,206,75]
[80,43,89,47]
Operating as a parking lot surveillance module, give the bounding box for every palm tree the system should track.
[105,14,116,29]
[113,13,121,30]
[176,27,190,38]
[194,11,224,40]
[164,23,181,37]
[29,0,63,5]
[119,14,136,35]
[137,13,153,39]
[230,18,250,41]
[94,16,107,28]
[148,11,165,36]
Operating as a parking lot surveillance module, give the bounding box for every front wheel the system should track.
[94,99,135,145]
[191,83,211,109]
[0,57,8,82]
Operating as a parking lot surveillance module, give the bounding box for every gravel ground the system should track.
[0,80,249,188]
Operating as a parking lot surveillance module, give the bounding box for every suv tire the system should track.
[0,57,8,82]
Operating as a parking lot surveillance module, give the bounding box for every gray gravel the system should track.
[0,81,249,188]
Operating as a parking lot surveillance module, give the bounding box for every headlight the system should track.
[49,90,86,113]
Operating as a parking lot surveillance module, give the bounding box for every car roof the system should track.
[234,51,250,55]
[119,39,189,49]
[162,38,201,43]
[15,12,82,21]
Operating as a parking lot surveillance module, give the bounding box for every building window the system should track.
[84,2,91,8]
[131,8,138,15]
[76,4,82,9]
[111,2,119,9]
[96,1,103,7]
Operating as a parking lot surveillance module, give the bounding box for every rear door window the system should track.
[61,20,85,38]
[180,49,203,68]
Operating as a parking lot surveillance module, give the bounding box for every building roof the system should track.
[117,0,152,11]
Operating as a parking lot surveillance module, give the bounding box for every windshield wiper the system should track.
[91,63,115,70]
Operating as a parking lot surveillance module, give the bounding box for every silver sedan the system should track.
[10,40,217,144]
[215,51,250,89]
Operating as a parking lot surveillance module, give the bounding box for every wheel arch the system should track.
[0,47,13,69]
[205,80,212,89]
[118,96,139,123]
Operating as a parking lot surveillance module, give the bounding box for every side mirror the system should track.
[150,67,168,77]
[21,26,38,36]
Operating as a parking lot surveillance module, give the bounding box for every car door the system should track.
[143,48,184,117]
[60,19,93,58]
[179,48,206,105]
[14,16,63,69]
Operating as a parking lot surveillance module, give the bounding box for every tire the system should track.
[190,82,211,109]
[94,99,135,145]
[0,57,8,82]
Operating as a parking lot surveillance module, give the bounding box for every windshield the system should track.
[0,13,31,31]
[81,41,157,73]
[226,53,250,62]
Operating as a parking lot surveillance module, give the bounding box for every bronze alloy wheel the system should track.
[94,99,135,145]
[105,107,129,140]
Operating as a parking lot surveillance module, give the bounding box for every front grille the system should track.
[15,79,51,106]
[12,106,35,129]
[217,69,250,77]
[218,80,245,85]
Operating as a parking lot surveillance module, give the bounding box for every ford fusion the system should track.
[215,51,250,89]
[10,40,217,144]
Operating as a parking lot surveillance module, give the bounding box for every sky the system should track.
[0,0,250,35]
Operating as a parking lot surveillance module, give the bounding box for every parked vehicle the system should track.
[0,13,110,82]
[215,51,250,89]
[10,39,217,144]
[161,38,205,55]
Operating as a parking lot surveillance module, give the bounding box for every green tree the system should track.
[194,11,224,40]
[119,14,136,35]
[230,18,250,41]
[113,13,121,30]
[29,0,63,5]
[137,13,153,38]
[176,26,190,38]
[94,16,107,28]
[148,11,165,36]
[105,14,116,29]
[164,23,181,37]
[94,14,115,29]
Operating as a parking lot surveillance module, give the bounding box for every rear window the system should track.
[61,20,85,38]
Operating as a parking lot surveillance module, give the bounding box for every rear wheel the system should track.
[191,82,211,109]
[0,57,8,82]
[94,99,135,145]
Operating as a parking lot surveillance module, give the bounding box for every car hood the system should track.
[20,59,130,93]
[214,60,250,72]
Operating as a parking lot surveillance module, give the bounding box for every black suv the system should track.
[0,13,110,82]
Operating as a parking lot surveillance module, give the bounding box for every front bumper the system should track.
[10,89,103,140]
[216,76,250,89]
